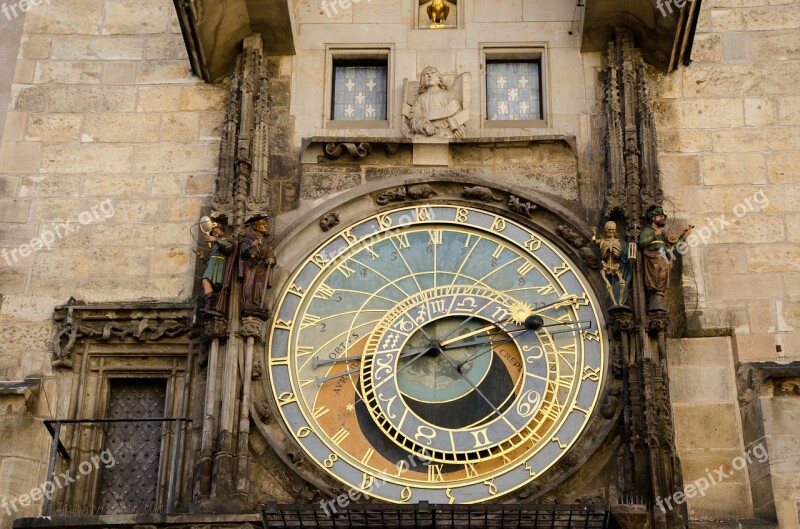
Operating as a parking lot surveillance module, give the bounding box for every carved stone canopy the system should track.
[581,0,702,71]
[50,299,197,369]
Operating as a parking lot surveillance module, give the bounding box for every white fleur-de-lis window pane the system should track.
[486,60,542,121]
[333,61,388,121]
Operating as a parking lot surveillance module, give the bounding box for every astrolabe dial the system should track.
[268,204,607,503]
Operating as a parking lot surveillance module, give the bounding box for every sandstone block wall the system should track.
[668,337,754,520]
[0,0,225,347]
[654,2,800,527]
[0,2,224,526]
[652,0,800,363]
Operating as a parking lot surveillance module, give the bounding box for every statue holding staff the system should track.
[239,213,276,318]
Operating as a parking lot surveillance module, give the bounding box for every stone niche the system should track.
[417,0,459,29]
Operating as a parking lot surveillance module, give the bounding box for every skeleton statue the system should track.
[591,221,632,308]
[403,66,470,139]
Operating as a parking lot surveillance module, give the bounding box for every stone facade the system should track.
[0,0,797,529]
[651,3,800,527]
[0,1,225,526]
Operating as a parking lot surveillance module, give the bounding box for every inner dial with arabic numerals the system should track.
[268,204,607,504]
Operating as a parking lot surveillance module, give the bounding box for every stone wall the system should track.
[651,0,800,362]
[668,337,753,520]
[653,1,800,528]
[0,1,225,526]
[0,9,25,144]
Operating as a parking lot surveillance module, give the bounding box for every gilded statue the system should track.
[427,0,450,27]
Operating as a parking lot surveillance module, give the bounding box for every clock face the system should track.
[268,204,606,503]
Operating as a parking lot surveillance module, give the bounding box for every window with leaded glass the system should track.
[482,47,548,128]
[331,60,388,122]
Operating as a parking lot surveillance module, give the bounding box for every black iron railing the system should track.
[261,502,609,529]
[42,417,192,516]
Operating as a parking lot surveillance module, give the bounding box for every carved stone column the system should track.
[601,29,686,529]
[192,33,272,512]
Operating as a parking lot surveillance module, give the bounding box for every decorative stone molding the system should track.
[323,142,372,160]
[50,299,197,369]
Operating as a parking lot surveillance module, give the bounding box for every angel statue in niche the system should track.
[403,66,470,139]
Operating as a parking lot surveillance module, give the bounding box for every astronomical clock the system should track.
[263,188,610,504]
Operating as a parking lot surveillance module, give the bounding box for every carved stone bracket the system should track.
[647,310,670,334]
[240,316,267,342]
[50,298,197,369]
[203,316,228,339]
[608,307,636,335]
[323,142,372,159]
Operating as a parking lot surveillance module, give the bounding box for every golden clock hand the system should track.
[509,296,582,331]
[454,328,530,370]
[439,323,498,347]
[315,366,361,387]
[529,295,578,315]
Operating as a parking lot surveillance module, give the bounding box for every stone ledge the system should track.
[301,135,578,164]
[13,513,261,528]
[0,378,39,396]
[687,521,778,529]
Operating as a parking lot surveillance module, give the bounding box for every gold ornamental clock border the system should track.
[265,203,608,503]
